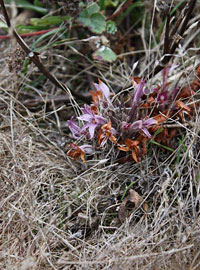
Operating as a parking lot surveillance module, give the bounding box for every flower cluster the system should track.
[67,66,194,163]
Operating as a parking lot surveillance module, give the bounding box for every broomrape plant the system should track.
[67,66,194,163]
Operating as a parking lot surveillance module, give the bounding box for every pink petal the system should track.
[98,80,111,100]
[142,127,152,138]
[88,123,97,138]
[80,144,94,154]
[78,114,93,122]
[81,122,92,131]
[67,119,81,138]
[95,115,107,125]
[131,120,142,130]
[82,104,93,115]
[80,123,97,138]
[94,80,113,107]
[143,118,157,126]
[133,80,146,104]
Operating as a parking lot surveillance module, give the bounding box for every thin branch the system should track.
[170,5,186,38]
[0,0,91,103]
[161,121,198,128]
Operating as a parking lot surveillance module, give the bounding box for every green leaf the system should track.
[153,127,164,137]
[30,16,70,27]
[78,2,106,34]
[0,21,8,30]
[33,0,44,7]
[90,13,106,33]
[16,25,48,34]
[79,2,85,8]
[104,0,120,7]
[78,13,90,27]
[98,0,105,10]
[121,181,135,201]
[92,46,117,62]
[78,13,106,34]
[86,2,100,15]
[150,140,174,152]
[106,20,117,34]
[4,0,47,14]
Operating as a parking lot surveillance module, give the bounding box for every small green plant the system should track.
[78,2,107,34]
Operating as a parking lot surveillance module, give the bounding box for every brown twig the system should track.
[161,121,198,128]
[148,0,197,79]
[0,0,91,103]
[170,4,186,38]
[106,0,133,21]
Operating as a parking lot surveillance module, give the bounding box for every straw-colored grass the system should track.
[0,2,200,269]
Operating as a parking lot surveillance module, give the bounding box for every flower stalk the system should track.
[67,65,195,163]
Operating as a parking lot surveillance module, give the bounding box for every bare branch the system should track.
[148,0,197,79]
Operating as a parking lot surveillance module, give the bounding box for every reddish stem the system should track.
[106,0,133,21]
[0,28,58,40]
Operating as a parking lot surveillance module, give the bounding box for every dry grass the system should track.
[1,2,200,269]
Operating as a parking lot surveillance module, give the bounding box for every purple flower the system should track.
[67,119,81,139]
[154,65,178,105]
[78,104,107,139]
[156,90,168,104]
[122,122,131,131]
[131,118,156,137]
[133,79,146,104]
[99,121,117,147]
[79,144,94,154]
[94,80,113,107]
[123,118,156,138]
[129,79,147,122]
[67,143,93,163]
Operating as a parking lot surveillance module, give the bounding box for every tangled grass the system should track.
[0,1,200,270]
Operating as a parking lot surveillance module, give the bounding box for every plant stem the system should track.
[0,28,58,40]
[106,0,133,21]
[148,0,197,79]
